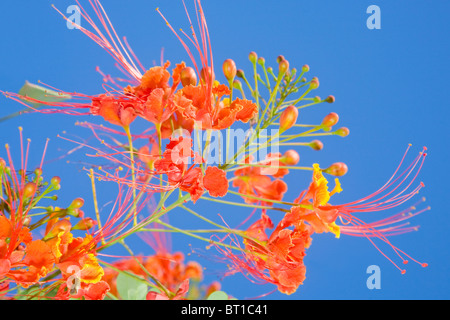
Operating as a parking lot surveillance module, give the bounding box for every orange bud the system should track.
[309,140,323,151]
[322,112,339,127]
[45,219,72,239]
[279,106,298,132]
[302,64,310,72]
[23,182,37,198]
[324,162,348,176]
[335,127,350,137]
[51,176,61,186]
[282,150,300,165]
[222,59,237,81]
[200,66,215,83]
[205,281,221,298]
[278,59,289,75]
[73,218,97,231]
[180,67,197,87]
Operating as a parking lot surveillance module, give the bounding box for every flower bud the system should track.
[309,140,323,151]
[34,168,43,177]
[200,66,214,84]
[257,57,265,66]
[236,69,245,79]
[222,59,237,81]
[335,127,350,137]
[22,217,31,227]
[282,150,300,166]
[233,79,243,90]
[322,112,339,127]
[310,77,319,89]
[278,59,289,75]
[45,219,72,239]
[323,162,348,176]
[276,55,285,63]
[180,67,197,87]
[325,95,335,103]
[73,218,97,231]
[279,106,298,132]
[23,182,37,198]
[205,281,221,298]
[302,64,310,73]
[70,197,85,209]
[50,176,61,186]
[248,51,258,64]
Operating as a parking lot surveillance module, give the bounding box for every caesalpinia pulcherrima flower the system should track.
[0,0,430,300]
[215,146,428,294]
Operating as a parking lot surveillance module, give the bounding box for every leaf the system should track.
[116,272,148,300]
[207,290,230,300]
[18,81,71,106]
[0,81,72,123]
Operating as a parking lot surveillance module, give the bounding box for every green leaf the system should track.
[1,81,72,123]
[207,290,230,300]
[18,81,71,106]
[116,272,148,300]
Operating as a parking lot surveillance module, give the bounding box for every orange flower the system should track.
[173,84,258,130]
[278,163,342,238]
[154,137,229,202]
[282,146,429,273]
[1,239,55,287]
[0,144,56,288]
[215,212,313,295]
[233,156,288,205]
[203,166,228,197]
[90,95,137,127]
[42,218,109,300]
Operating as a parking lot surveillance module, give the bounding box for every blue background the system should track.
[0,1,449,300]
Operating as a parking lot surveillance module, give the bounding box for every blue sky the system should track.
[0,1,449,299]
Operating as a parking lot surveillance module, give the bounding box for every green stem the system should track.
[124,125,137,226]
[200,196,289,212]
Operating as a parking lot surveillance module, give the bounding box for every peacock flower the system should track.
[0,134,56,288]
[214,212,313,295]
[232,155,288,205]
[154,136,228,202]
[284,145,429,272]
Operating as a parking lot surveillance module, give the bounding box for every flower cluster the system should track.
[0,0,428,300]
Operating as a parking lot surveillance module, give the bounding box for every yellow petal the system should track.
[312,164,330,207]
[328,221,340,239]
[330,178,343,196]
